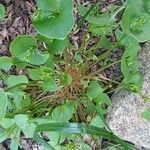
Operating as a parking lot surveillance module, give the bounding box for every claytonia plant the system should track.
[0,0,150,150]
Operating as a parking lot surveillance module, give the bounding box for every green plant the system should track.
[0,3,5,20]
[0,0,150,149]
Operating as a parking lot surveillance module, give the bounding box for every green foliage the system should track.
[87,81,103,99]
[0,57,13,71]
[33,123,133,150]
[28,66,59,92]
[122,6,150,42]
[10,35,49,65]
[33,0,74,40]
[0,89,7,120]
[142,108,150,120]
[0,0,150,149]
[78,5,114,36]
[90,115,105,128]
[0,4,5,20]
[52,102,75,122]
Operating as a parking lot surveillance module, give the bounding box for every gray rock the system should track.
[107,42,150,149]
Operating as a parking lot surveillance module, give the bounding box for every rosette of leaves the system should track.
[33,0,74,40]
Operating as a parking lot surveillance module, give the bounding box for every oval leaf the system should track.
[10,35,49,65]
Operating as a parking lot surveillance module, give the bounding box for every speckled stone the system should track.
[107,42,150,149]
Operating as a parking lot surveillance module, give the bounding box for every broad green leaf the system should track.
[10,128,20,150]
[33,117,54,125]
[90,115,105,128]
[123,72,144,92]
[0,118,15,128]
[0,57,13,71]
[115,30,138,46]
[9,91,25,109]
[28,67,59,92]
[42,78,59,92]
[21,94,31,108]
[48,39,68,54]
[30,51,49,65]
[14,114,28,129]
[116,30,144,91]
[95,93,112,114]
[0,88,7,120]
[0,4,5,20]
[10,35,49,65]
[23,122,36,138]
[12,57,27,69]
[28,66,54,81]
[87,81,103,99]
[36,0,60,12]
[47,132,65,146]
[142,0,150,14]
[33,0,74,40]
[86,101,95,113]
[34,123,133,150]
[60,73,72,86]
[52,103,74,122]
[121,44,140,76]
[126,0,143,11]
[10,35,37,62]
[141,108,150,120]
[0,127,14,143]
[122,6,150,42]
[120,40,144,91]
[6,75,28,90]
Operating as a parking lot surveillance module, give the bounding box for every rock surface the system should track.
[107,42,150,149]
